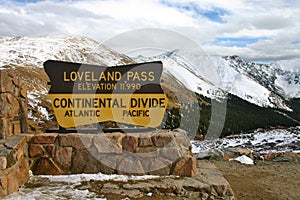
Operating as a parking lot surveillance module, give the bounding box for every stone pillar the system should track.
[0,70,28,139]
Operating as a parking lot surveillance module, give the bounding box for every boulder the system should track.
[31,134,58,144]
[54,147,72,169]
[173,156,196,177]
[32,156,65,175]
[28,145,44,158]
[122,134,138,152]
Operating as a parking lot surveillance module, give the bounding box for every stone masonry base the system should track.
[28,129,196,177]
[0,130,235,199]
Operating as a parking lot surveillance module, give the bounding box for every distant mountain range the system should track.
[0,35,299,136]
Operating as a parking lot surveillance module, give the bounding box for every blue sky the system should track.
[0,0,299,61]
[209,36,270,48]
[160,1,229,23]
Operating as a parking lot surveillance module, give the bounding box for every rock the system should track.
[123,182,154,192]
[13,87,19,98]
[0,71,13,93]
[196,152,211,160]
[94,134,122,154]
[106,132,123,149]
[194,133,204,141]
[156,179,177,193]
[137,156,153,172]
[0,118,8,139]
[149,158,171,175]
[54,147,72,169]
[139,135,153,147]
[12,121,21,135]
[208,149,224,160]
[20,85,27,98]
[16,158,29,187]
[173,156,196,177]
[44,145,55,156]
[183,179,210,192]
[264,152,278,160]
[0,174,8,191]
[71,150,99,174]
[225,188,234,196]
[102,182,119,190]
[135,147,158,154]
[199,193,209,200]
[6,93,13,104]
[159,147,182,160]
[118,156,144,175]
[32,156,65,175]
[122,134,138,152]
[7,70,18,78]
[28,145,44,157]
[15,147,24,160]
[152,132,173,147]
[4,136,26,150]
[99,158,116,174]
[118,189,143,198]
[31,134,58,144]
[223,149,239,161]
[264,152,299,163]
[213,184,227,197]
[7,168,20,194]
[59,134,92,150]
[8,96,19,118]
[3,150,15,168]
[173,129,191,148]
[0,157,7,170]
[12,76,20,87]
[237,148,253,156]
[19,99,28,133]
[272,155,292,162]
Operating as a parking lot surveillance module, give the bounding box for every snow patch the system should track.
[4,172,166,200]
[229,155,254,165]
[192,127,300,154]
[42,172,160,184]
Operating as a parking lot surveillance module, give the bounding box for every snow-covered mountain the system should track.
[136,51,299,111]
[0,35,133,68]
[0,35,299,134]
[136,51,225,100]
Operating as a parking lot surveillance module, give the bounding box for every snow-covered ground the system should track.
[4,172,162,200]
[192,126,300,155]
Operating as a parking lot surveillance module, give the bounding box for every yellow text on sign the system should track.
[49,94,168,128]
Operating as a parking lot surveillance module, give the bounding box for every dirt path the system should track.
[214,160,300,200]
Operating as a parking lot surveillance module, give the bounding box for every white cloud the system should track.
[0,0,299,61]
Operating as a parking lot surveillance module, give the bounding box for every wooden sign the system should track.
[44,60,168,128]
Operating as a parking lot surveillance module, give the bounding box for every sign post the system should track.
[44,60,168,129]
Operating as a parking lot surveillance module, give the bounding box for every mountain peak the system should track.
[0,35,133,68]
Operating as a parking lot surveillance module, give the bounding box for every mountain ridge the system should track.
[0,35,299,135]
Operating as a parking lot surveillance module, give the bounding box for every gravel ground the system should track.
[214,160,300,200]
